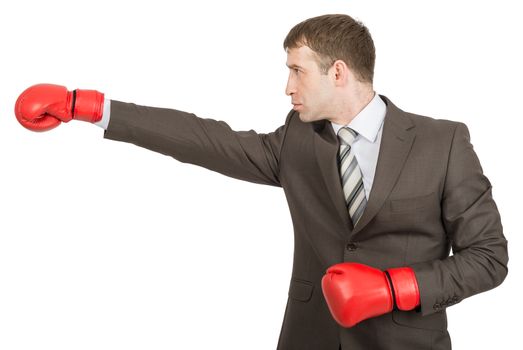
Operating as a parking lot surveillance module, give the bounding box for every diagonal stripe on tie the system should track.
[340,151,355,177]
[347,182,366,226]
[339,144,350,162]
[341,155,358,185]
[346,179,364,208]
[351,192,367,224]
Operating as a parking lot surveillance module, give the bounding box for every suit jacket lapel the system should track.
[352,96,416,235]
[312,95,416,239]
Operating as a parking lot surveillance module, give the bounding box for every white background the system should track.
[0,0,521,349]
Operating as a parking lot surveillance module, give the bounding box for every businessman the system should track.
[14,14,508,350]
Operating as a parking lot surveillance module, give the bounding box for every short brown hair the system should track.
[283,14,375,83]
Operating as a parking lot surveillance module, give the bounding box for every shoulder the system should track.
[404,112,473,149]
[382,95,467,139]
[407,111,463,132]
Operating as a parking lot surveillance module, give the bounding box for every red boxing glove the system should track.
[15,83,104,132]
[321,262,420,328]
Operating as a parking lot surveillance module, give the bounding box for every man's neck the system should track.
[329,89,375,126]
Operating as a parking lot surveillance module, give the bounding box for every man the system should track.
[14,14,508,350]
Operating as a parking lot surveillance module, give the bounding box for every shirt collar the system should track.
[330,93,387,143]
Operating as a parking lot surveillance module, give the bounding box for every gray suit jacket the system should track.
[103,95,508,350]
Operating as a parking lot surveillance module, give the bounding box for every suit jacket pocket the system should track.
[288,278,314,302]
[390,192,437,212]
[392,309,447,331]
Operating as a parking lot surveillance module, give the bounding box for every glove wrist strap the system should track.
[385,267,420,311]
[72,89,104,123]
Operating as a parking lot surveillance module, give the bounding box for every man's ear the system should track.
[331,60,349,86]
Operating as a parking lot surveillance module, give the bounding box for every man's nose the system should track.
[285,74,295,96]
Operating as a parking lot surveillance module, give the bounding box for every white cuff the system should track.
[94,98,111,130]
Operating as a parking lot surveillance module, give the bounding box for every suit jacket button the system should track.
[346,243,357,251]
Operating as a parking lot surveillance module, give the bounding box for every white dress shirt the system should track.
[96,93,387,200]
[330,93,387,200]
[94,99,111,130]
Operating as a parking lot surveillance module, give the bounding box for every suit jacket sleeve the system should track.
[103,100,290,187]
[411,122,509,316]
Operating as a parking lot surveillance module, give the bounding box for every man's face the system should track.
[285,46,334,123]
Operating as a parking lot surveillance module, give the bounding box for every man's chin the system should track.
[297,113,310,122]
[297,112,322,123]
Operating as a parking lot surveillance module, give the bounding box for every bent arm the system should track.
[411,122,509,316]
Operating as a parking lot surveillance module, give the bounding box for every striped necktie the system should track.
[338,127,367,226]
